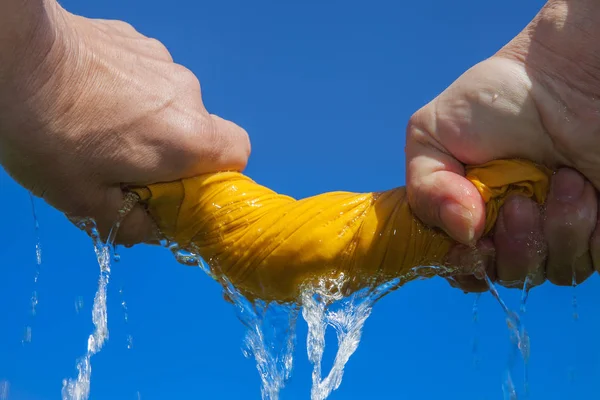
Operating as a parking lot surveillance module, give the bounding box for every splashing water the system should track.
[234,295,298,400]
[61,222,112,400]
[61,193,137,400]
[300,273,406,400]
[161,242,299,400]
[208,254,299,400]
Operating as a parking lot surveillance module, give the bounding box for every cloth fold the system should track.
[131,159,551,303]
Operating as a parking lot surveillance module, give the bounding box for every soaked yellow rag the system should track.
[131,159,550,303]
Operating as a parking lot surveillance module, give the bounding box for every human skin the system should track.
[0,0,251,245]
[407,0,600,290]
[1,0,596,292]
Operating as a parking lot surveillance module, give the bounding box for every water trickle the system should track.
[569,266,579,384]
[472,293,481,370]
[519,275,533,314]
[300,274,400,400]
[127,335,133,350]
[30,193,42,267]
[24,194,42,344]
[113,244,121,263]
[119,287,133,348]
[484,274,530,400]
[31,291,39,316]
[22,326,32,344]
[221,276,298,400]
[0,380,8,400]
[61,193,137,400]
[61,221,112,400]
[75,297,84,314]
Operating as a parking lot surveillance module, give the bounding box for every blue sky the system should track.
[2,0,600,399]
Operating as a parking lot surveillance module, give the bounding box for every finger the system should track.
[545,168,596,286]
[493,195,546,289]
[55,183,158,247]
[444,238,495,293]
[406,125,486,245]
[92,19,141,37]
[206,114,251,172]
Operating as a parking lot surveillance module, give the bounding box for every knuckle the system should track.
[146,38,173,61]
[171,64,201,91]
[109,19,138,34]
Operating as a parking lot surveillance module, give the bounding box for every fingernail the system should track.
[440,201,475,245]
[502,196,538,240]
[552,169,584,202]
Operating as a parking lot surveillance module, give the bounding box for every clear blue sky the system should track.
[2,0,600,399]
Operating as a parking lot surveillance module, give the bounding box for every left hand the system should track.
[446,167,600,292]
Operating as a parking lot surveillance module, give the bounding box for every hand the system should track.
[406,0,600,286]
[0,2,250,245]
[446,168,599,292]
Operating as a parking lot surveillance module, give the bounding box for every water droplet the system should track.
[75,297,84,314]
[30,291,39,316]
[492,93,499,102]
[113,244,121,263]
[22,326,32,344]
[0,380,9,400]
[127,335,133,350]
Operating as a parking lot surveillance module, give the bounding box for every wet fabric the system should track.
[131,159,550,303]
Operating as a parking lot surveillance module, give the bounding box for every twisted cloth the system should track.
[130,159,550,303]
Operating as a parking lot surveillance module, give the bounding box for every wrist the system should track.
[497,0,600,96]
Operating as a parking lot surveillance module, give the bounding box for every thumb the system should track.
[209,114,251,172]
[405,123,487,246]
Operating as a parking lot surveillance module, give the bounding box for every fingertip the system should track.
[114,204,158,247]
[415,171,486,245]
[440,200,477,245]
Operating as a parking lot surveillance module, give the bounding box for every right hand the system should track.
[0,2,250,245]
[406,0,600,289]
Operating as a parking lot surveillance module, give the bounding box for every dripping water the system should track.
[119,287,132,349]
[483,274,529,400]
[166,243,298,400]
[24,194,42,344]
[213,262,298,400]
[520,275,534,398]
[0,380,8,400]
[61,193,137,400]
[472,293,481,370]
[300,271,416,400]
[75,297,84,314]
[568,267,578,385]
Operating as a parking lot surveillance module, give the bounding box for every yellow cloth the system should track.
[130,159,551,303]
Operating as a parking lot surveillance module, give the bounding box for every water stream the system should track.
[23,194,42,345]
[483,274,530,400]
[61,193,138,400]
[20,193,567,399]
[300,274,400,400]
